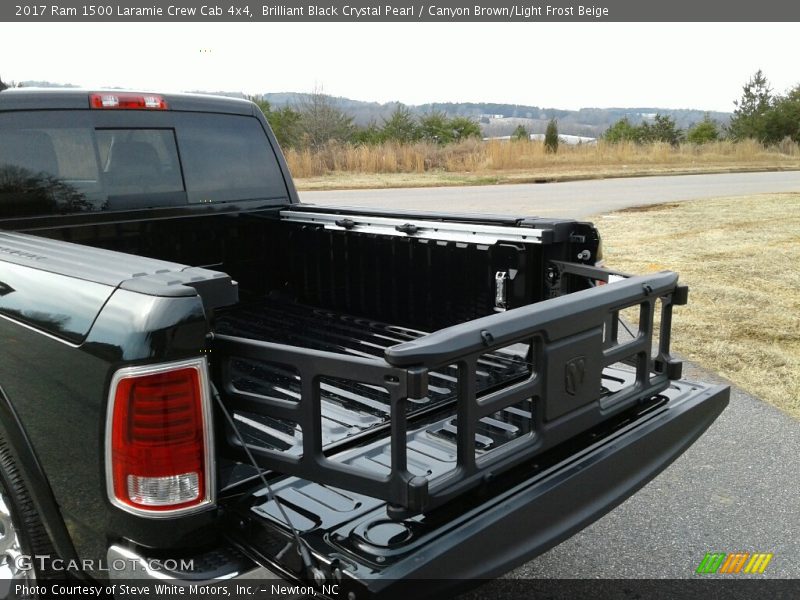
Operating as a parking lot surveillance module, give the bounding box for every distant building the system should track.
[530,133,597,145]
[484,134,597,146]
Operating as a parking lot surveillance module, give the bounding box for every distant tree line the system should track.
[603,70,800,146]
[603,113,691,145]
[253,90,482,150]
[0,76,24,91]
[6,72,795,150]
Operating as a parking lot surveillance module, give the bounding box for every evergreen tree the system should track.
[686,114,720,144]
[648,114,683,145]
[252,98,302,149]
[448,116,482,142]
[351,121,383,145]
[544,119,559,153]
[419,111,453,144]
[728,70,773,141]
[603,118,637,142]
[381,105,419,143]
[762,85,800,144]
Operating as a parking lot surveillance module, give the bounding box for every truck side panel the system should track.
[0,286,221,578]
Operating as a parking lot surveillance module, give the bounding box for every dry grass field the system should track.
[287,139,800,190]
[595,193,800,417]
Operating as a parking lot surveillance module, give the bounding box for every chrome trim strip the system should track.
[106,545,280,583]
[0,312,81,348]
[280,210,544,244]
[104,357,216,518]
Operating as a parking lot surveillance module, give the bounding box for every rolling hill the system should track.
[13,81,730,137]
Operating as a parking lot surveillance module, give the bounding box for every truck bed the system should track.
[214,299,532,453]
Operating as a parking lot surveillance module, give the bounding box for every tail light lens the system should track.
[106,359,214,516]
[90,93,168,110]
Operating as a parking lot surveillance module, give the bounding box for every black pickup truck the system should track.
[0,89,729,597]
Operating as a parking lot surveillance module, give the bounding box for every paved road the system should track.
[505,360,800,579]
[301,170,800,218]
[305,172,800,580]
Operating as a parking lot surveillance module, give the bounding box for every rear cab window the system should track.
[0,104,289,218]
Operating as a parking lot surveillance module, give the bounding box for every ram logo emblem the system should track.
[565,357,586,396]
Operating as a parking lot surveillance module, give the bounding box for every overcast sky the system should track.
[1,22,797,111]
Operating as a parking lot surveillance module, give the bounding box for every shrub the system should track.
[686,115,721,144]
[512,124,529,141]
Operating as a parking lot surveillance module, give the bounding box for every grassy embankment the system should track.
[596,193,800,417]
[286,138,800,190]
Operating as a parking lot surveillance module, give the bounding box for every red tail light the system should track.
[106,359,214,516]
[90,93,168,110]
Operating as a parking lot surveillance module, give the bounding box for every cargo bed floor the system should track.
[214,300,532,452]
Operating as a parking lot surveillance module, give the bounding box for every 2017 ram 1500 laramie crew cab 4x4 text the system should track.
[0,89,728,598]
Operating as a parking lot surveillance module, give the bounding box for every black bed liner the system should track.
[214,300,531,453]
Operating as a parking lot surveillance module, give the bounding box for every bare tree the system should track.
[296,86,354,149]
